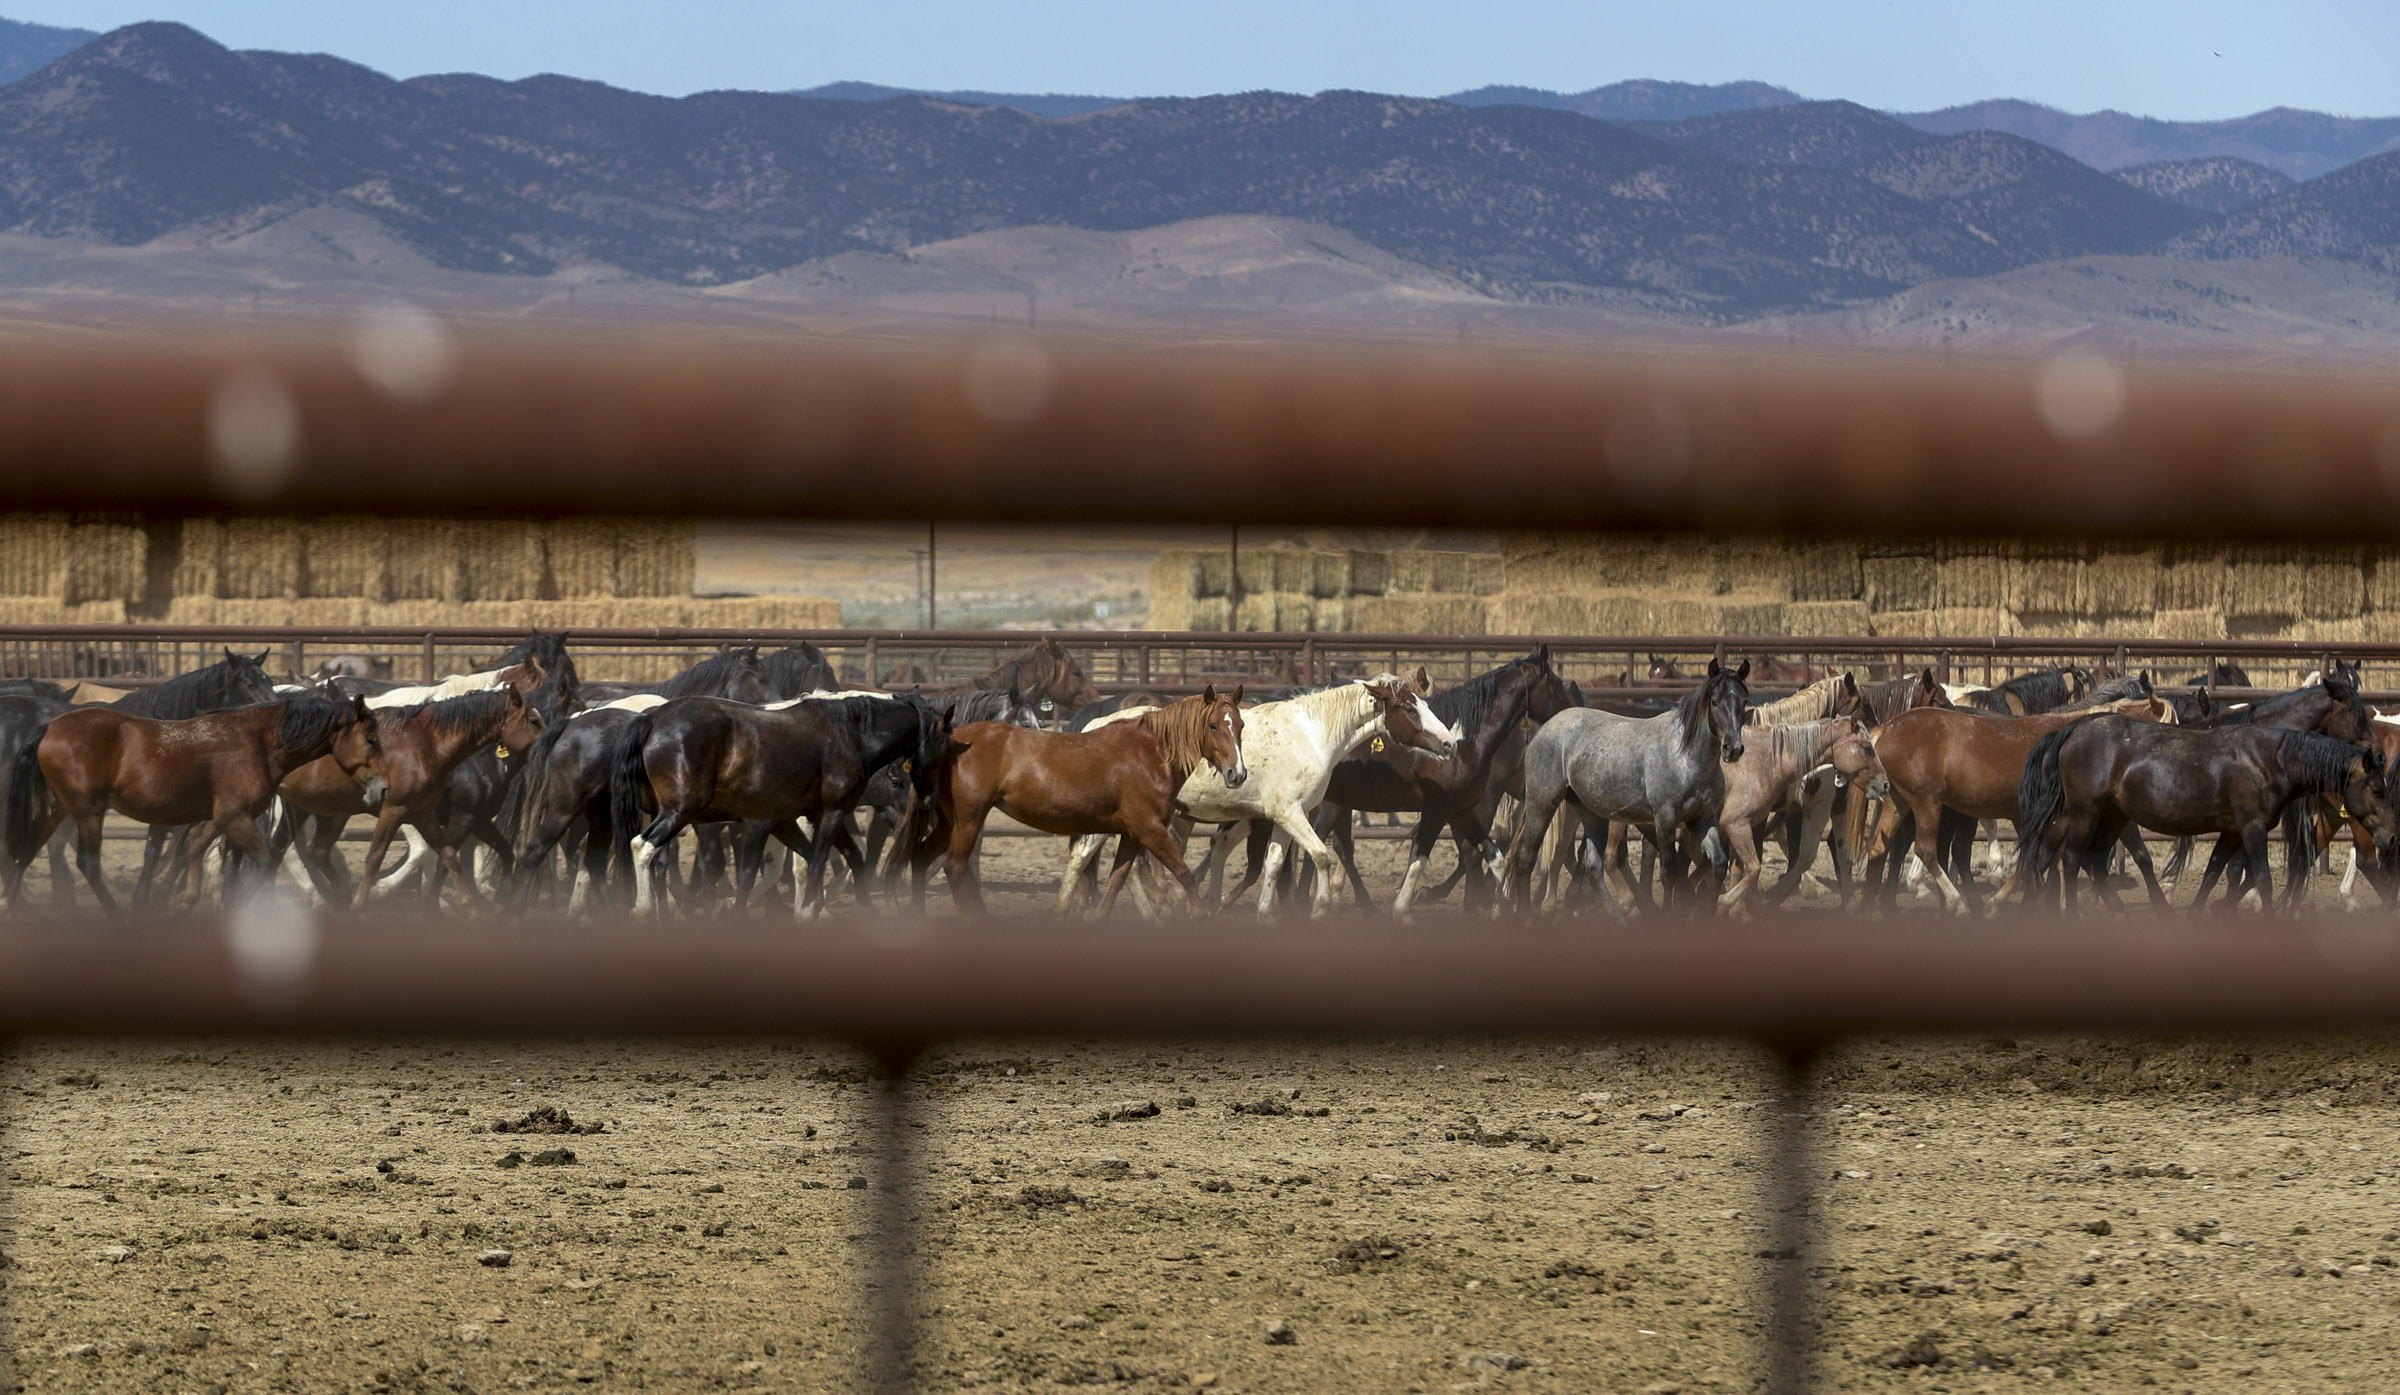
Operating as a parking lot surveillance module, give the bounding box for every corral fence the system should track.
[4,338,2400,1392]
[10,623,2400,705]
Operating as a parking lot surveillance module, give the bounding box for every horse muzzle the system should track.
[1222,767,1248,789]
[1720,740,1745,764]
[362,775,389,806]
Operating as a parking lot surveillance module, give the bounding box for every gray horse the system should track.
[1504,658,1750,914]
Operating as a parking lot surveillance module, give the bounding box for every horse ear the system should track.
[254,650,270,667]
[1230,684,1244,705]
[1734,659,1750,682]
[1202,684,1217,703]
[1706,656,1721,677]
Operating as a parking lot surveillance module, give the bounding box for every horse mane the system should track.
[950,687,1036,725]
[277,695,351,752]
[663,648,759,697]
[385,689,512,738]
[1966,668,2075,714]
[1750,675,1844,726]
[1136,697,1215,785]
[1759,718,1837,773]
[0,677,67,701]
[762,641,837,692]
[120,658,257,720]
[1430,662,1517,739]
[2278,729,2364,795]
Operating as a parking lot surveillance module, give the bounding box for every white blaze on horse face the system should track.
[1415,694,1461,753]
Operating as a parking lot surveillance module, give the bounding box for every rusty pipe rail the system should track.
[0,341,2394,541]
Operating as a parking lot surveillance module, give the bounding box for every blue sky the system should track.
[9,1,2395,118]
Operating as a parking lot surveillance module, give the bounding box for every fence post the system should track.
[421,632,436,683]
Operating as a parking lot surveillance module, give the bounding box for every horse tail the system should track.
[3,731,47,871]
[511,718,570,858]
[2015,725,2074,889]
[606,711,656,878]
[2160,833,2195,881]
[2282,799,2316,909]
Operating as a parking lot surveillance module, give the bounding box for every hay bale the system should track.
[298,517,388,600]
[2363,612,2400,644]
[2227,613,2305,642]
[64,600,125,624]
[1495,536,1587,593]
[1309,596,1347,632]
[2087,547,2160,618]
[171,518,223,598]
[1146,579,1197,631]
[0,598,66,623]
[1346,550,1389,596]
[1149,549,1210,608]
[1467,553,1506,596]
[2365,549,2400,614]
[1387,551,1476,595]
[1305,551,1350,600]
[1783,600,1872,637]
[1860,540,1933,559]
[384,521,460,601]
[1656,593,1785,636]
[1717,538,1791,600]
[688,596,843,630]
[1935,607,2017,638]
[2008,543,2089,615]
[61,519,144,606]
[1182,597,1230,631]
[2013,613,2080,638]
[2302,552,2365,620]
[1487,591,1652,635]
[2299,617,2367,644]
[1862,556,1937,614]
[2147,608,2226,641]
[283,599,372,628]
[543,520,622,599]
[456,522,547,602]
[2158,545,2227,611]
[615,523,696,598]
[163,596,220,625]
[215,519,300,599]
[2226,545,2303,621]
[195,599,297,626]
[1348,593,1484,634]
[0,514,70,598]
[1788,543,1862,601]
[1868,608,1939,637]
[1936,552,2010,610]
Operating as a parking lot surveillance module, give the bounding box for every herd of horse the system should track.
[0,630,2391,920]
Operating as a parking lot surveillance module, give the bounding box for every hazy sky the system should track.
[10,1,2395,118]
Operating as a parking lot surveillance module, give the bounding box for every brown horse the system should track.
[932,687,1245,916]
[338,681,549,912]
[4,694,373,913]
[966,636,1104,720]
[1866,695,2170,914]
[1714,716,1887,916]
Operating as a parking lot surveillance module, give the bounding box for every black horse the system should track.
[1959,665,2092,715]
[2157,675,2375,903]
[761,641,841,700]
[609,693,943,916]
[0,687,73,902]
[2017,716,2395,913]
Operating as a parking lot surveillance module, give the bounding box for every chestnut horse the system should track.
[3,694,372,913]
[932,687,1246,917]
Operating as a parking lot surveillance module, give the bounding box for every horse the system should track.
[1953,665,2093,715]
[967,636,1104,725]
[0,687,73,903]
[86,650,285,902]
[1067,691,1171,731]
[575,645,771,706]
[322,683,550,912]
[2160,675,2375,905]
[1060,676,1456,919]
[611,691,944,917]
[1306,648,1582,916]
[2017,718,2396,914]
[761,640,842,699]
[1860,669,1952,727]
[4,694,371,913]
[849,685,1045,898]
[506,653,776,913]
[927,688,1247,917]
[1503,658,1750,915]
[1714,716,1888,916]
[1863,693,2172,915]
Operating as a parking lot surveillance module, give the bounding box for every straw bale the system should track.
[2157,545,2227,611]
[1486,591,1653,636]
[541,520,621,599]
[688,596,843,631]
[2225,545,2303,621]
[2012,613,2080,639]
[192,599,297,627]
[61,520,144,607]
[1305,550,1350,600]
[2146,608,2226,641]
[615,523,696,598]
[2227,613,2305,642]
[283,599,372,628]
[1935,607,2017,638]
[454,522,546,602]
[1345,549,1388,596]
[2365,549,2400,614]
[298,517,388,600]
[1386,550,1475,595]
[1656,593,1785,637]
[1861,556,1937,614]
[215,518,300,599]
[1149,549,1213,604]
[1788,543,1862,602]
[2008,544,2088,615]
[1868,609,1939,637]
[1859,540,1933,559]
[2086,547,2160,618]
[381,521,459,601]
[1936,554,2009,610]
[1308,596,1347,632]
[1783,600,1872,638]
[1348,593,1485,635]
[63,600,125,625]
[1467,553,1505,596]
[1716,538,1791,600]
[2301,553,2365,620]
[2298,617,2367,645]
[0,514,70,598]
[1146,581,1196,631]
[1182,597,1230,631]
[0,598,65,623]
[170,518,222,598]
[1495,536,1589,593]
[2363,613,2400,645]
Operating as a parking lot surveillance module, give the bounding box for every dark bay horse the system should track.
[956,636,1103,726]
[1958,665,2092,715]
[2162,675,2375,903]
[5,694,370,913]
[317,684,549,912]
[2018,718,2395,913]
[930,689,1246,917]
[1309,647,1580,916]
[610,693,943,917]
[89,650,283,902]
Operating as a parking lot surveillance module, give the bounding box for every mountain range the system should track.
[0,21,2394,336]
[0,14,91,82]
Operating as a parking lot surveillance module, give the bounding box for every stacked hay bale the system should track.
[2008,542,2088,638]
[2225,544,2306,641]
[2153,544,2227,640]
[0,514,142,624]
[2299,546,2367,644]
[1144,545,1498,633]
[1861,541,1937,637]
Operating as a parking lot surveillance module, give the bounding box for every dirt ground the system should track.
[6,839,2399,1393]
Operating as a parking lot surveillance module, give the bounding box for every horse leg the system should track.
[1328,810,1380,913]
[65,807,118,916]
[1715,814,1762,918]
[44,819,74,908]
[1502,774,1567,910]
[943,800,993,917]
[1055,833,1107,917]
[1938,811,1989,916]
[1128,817,1209,915]
[1912,804,1971,917]
[1092,835,1144,918]
[2117,824,2170,911]
[1221,820,1277,907]
[2080,814,2134,914]
[1390,811,1446,921]
[211,810,285,910]
[2240,821,2275,913]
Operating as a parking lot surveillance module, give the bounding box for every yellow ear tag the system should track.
[903,759,914,773]
[1371,735,1386,753]
[1518,716,1534,732]
[495,745,511,759]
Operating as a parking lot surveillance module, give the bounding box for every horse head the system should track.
[1826,717,1888,800]
[1703,657,1750,763]
[1367,675,1456,761]
[2346,744,2400,852]
[1198,684,1248,788]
